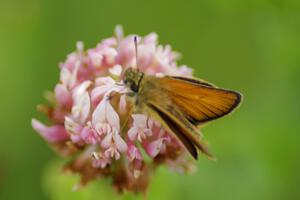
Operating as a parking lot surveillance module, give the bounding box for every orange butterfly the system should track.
[122,38,242,159]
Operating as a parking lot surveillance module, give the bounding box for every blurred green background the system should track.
[0,0,300,199]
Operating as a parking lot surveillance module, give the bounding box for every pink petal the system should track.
[76,41,84,52]
[89,50,103,67]
[64,116,82,135]
[144,138,165,158]
[116,36,136,66]
[54,84,72,108]
[132,114,148,128]
[102,48,117,65]
[70,134,82,143]
[144,129,152,137]
[104,147,120,160]
[95,123,112,136]
[80,92,91,123]
[138,44,155,70]
[94,76,115,86]
[127,126,138,141]
[112,149,120,160]
[73,81,92,98]
[143,33,158,45]
[114,152,120,160]
[60,61,80,89]
[113,132,128,153]
[177,65,193,76]
[128,145,143,161]
[92,152,110,168]
[80,126,99,144]
[97,38,116,49]
[60,52,77,70]
[92,99,107,126]
[101,133,113,149]
[105,101,120,131]
[60,68,72,86]
[32,119,69,143]
[115,25,123,40]
[91,85,111,103]
[109,64,122,76]
[71,91,90,124]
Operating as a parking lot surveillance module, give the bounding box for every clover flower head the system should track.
[32,25,195,193]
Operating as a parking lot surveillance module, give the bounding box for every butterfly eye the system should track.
[130,83,139,92]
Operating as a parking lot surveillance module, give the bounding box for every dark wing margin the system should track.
[149,104,198,159]
[170,76,215,87]
[148,102,213,160]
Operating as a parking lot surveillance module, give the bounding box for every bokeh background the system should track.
[0,0,300,200]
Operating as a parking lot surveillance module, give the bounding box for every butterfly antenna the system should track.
[134,36,139,71]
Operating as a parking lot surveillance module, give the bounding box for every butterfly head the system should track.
[123,68,144,92]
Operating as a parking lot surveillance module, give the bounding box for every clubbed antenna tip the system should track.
[134,35,138,43]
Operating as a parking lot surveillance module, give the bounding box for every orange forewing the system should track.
[157,76,242,125]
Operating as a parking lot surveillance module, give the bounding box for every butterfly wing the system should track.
[135,75,241,159]
[145,103,198,159]
[156,76,242,125]
[143,98,212,159]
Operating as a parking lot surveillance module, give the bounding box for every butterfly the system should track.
[122,37,242,159]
